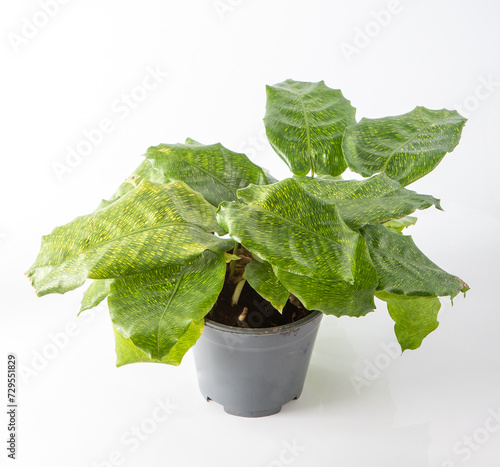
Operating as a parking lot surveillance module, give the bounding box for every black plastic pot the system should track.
[192,311,323,417]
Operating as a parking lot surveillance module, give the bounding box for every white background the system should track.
[1,0,500,466]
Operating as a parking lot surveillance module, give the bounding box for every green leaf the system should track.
[109,250,225,361]
[217,178,375,282]
[97,159,166,210]
[112,321,204,366]
[217,179,378,317]
[145,139,269,207]
[274,256,376,317]
[264,80,356,177]
[27,180,233,297]
[361,224,469,297]
[316,174,344,181]
[79,279,112,314]
[377,292,441,351]
[295,173,440,229]
[343,107,467,186]
[245,259,289,312]
[383,215,417,233]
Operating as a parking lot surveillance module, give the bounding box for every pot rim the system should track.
[203,310,323,335]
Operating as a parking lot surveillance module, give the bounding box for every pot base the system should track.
[223,406,282,418]
[204,395,284,417]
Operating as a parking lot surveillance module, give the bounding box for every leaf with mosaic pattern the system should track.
[343,107,466,186]
[264,79,356,177]
[145,139,269,207]
[361,224,468,297]
[97,159,166,210]
[79,279,112,314]
[377,291,441,351]
[27,180,233,296]
[217,178,375,282]
[295,173,440,229]
[245,259,290,312]
[112,322,204,366]
[217,178,378,317]
[109,250,225,361]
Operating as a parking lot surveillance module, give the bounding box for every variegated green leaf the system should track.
[264,80,356,177]
[361,224,468,297]
[343,107,466,186]
[97,159,166,210]
[109,250,225,361]
[217,178,375,283]
[377,291,441,351]
[79,279,112,314]
[245,259,289,312]
[112,321,204,366]
[295,173,440,229]
[145,139,269,207]
[27,180,233,297]
[274,250,377,317]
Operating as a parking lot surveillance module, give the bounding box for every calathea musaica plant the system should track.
[27,80,469,367]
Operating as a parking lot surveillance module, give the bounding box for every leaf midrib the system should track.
[379,119,443,173]
[156,147,245,198]
[179,154,238,196]
[39,222,209,268]
[156,271,185,360]
[241,202,352,257]
[296,94,314,174]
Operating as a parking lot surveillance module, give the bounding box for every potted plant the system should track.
[27,79,469,417]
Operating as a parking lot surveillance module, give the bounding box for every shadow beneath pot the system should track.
[280,317,398,416]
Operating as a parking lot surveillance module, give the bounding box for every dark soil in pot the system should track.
[206,262,313,328]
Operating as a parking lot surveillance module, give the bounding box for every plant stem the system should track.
[229,241,239,278]
[232,277,246,306]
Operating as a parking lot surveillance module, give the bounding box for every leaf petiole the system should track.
[231,271,247,306]
[229,241,239,278]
